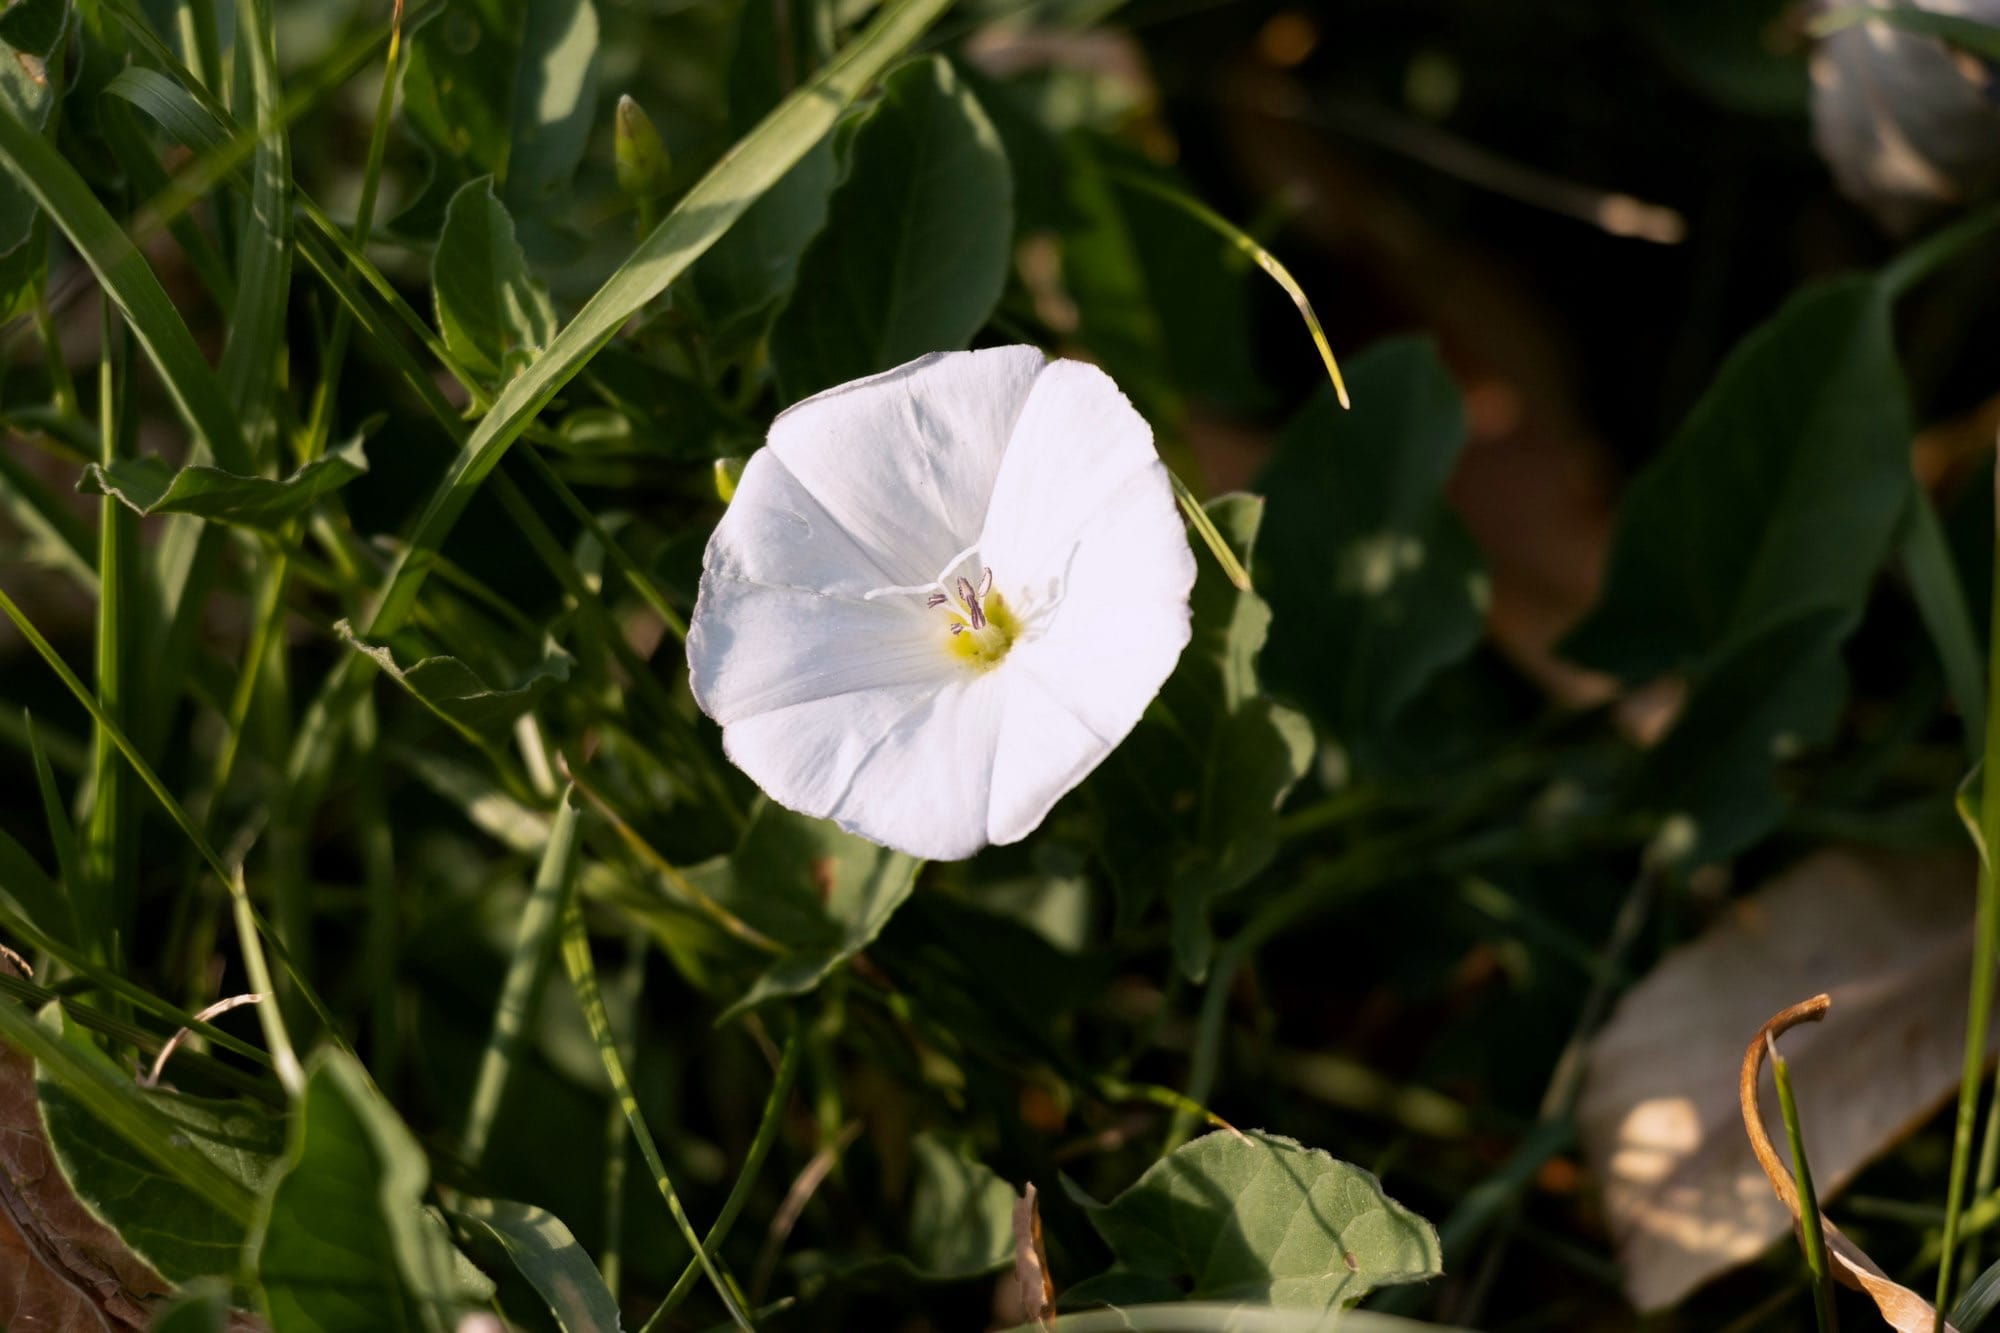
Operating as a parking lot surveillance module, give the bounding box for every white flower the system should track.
[687,347,1196,861]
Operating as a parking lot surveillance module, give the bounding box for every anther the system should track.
[926,592,948,608]
[956,576,986,630]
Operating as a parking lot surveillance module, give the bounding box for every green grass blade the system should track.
[645,1019,803,1329]
[462,787,583,1167]
[0,892,270,1068]
[0,101,248,471]
[1109,167,1351,409]
[1937,486,2000,1319]
[1171,468,1252,592]
[83,303,134,970]
[0,584,309,1096]
[0,439,99,591]
[1769,1038,1837,1333]
[1903,489,1985,760]
[215,0,292,445]
[25,712,85,935]
[561,894,751,1329]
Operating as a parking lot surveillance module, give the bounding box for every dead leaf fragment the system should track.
[1011,1183,1056,1331]
[0,1030,170,1329]
[1742,995,1960,1333]
[1578,848,1988,1310]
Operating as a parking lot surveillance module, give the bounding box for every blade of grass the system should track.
[1903,488,1986,761]
[0,892,271,1067]
[644,1018,804,1329]
[0,585,307,1097]
[300,0,407,463]
[462,787,584,1168]
[1770,1034,1839,1332]
[1936,470,2000,1324]
[83,300,134,973]
[215,0,293,456]
[562,893,752,1329]
[1109,166,1350,409]
[1170,468,1252,591]
[26,712,85,914]
[0,441,98,592]
[0,101,247,471]
[599,931,645,1300]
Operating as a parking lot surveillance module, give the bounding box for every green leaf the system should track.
[1097,495,1313,979]
[0,88,248,470]
[1067,1130,1441,1312]
[453,1197,622,1332]
[685,132,839,343]
[770,54,1012,398]
[685,801,922,1019]
[39,1073,286,1284]
[77,433,369,528]
[335,621,573,745]
[0,0,69,255]
[403,0,517,178]
[1562,278,1911,680]
[903,1134,1018,1280]
[507,0,600,211]
[0,1001,256,1225]
[433,177,558,382]
[249,1048,489,1332]
[1631,606,1853,864]
[1256,337,1485,776]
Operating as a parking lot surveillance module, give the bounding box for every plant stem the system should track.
[1935,466,2000,1325]
[462,788,583,1167]
[1772,1037,1839,1333]
[561,893,752,1329]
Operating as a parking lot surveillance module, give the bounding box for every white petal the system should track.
[686,575,953,724]
[725,673,1010,861]
[986,665,1121,846]
[976,358,1169,593]
[765,346,1047,587]
[1004,468,1194,744]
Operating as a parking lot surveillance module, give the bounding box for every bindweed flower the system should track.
[687,347,1195,861]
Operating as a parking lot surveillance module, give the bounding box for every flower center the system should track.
[933,568,1017,670]
[861,549,1019,671]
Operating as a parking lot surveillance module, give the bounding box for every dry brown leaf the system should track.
[1742,995,1962,1333]
[1011,1183,1056,1331]
[1578,847,1987,1311]
[0,1030,171,1329]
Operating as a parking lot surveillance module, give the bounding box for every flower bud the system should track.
[615,94,670,201]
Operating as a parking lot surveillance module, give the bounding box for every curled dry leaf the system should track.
[1011,1182,1056,1330]
[0,1025,170,1328]
[1742,994,1961,1333]
[1579,847,1987,1310]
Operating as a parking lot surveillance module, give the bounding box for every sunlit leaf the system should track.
[78,433,369,529]
[770,55,1012,398]
[1066,1130,1442,1311]
[249,1049,492,1331]
[432,178,559,382]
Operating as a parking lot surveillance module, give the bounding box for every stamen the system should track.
[926,592,949,608]
[977,567,993,598]
[957,576,986,630]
